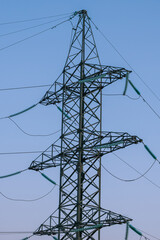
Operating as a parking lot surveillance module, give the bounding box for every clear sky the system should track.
[0,0,160,240]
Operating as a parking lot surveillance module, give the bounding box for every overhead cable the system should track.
[113,153,160,190]
[0,72,63,120]
[9,118,61,137]
[102,141,159,182]
[0,84,51,91]
[0,151,46,155]
[91,19,160,103]
[102,93,140,101]
[0,185,56,202]
[136,228,160,240]
[0,16,70,37]
[0,12,73,25]
[0,16,74,52]
[0,231,33,234]
[101,158,156,182]
[128,80,160,120]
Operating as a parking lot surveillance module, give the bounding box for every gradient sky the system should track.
[0,1,160,240]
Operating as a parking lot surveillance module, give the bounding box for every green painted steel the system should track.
[53,237,58,240]
[123,72,129,95]
[9,104,37,118]
[129,224,142,236]
[56,106,70,119]
[128,80,141,96]
[144,144,157,160]
[125,222,129,240]
[71,224,103,232]
[0,171,22,179]
[79,73,106,83]
[41,173,56,185]
[93,140,124,149]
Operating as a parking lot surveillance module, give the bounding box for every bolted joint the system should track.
[132,136,143,144]
[78,9,87,15]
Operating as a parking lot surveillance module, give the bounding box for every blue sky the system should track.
[0,1,160,240]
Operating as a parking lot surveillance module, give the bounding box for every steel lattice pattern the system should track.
[30,10,142,240]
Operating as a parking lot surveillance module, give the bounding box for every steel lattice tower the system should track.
[29,10,142,240]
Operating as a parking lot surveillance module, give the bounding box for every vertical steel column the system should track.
[58,70,65,240]
[77,10,86,240]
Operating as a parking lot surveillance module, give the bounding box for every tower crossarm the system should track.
[29,131,142,171]
[39,65,131,106]
[29,138,62,171]
[83,64,131,89]
[29,139,80,171]
[90,131,142,156]
[33,206,132,237]
[40,81,63,106]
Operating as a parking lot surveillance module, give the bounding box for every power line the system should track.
[141,96,160,120]
[0,185,56,202]
[113,153,160,190]
[91,19,160,104]
[0,16,69,38]
[102,93,140,100]
[127,80,160,121]
[137,228,160,240]
[0,84,51,91]
[0,150,49,155]
[9,118,61,137]
[0,232,33,234]
[101,158,156,182]
[0,27,51,52]
[0,17,72,52]
[0,12,73,25]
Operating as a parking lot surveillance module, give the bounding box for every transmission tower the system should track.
[29,10,142,240]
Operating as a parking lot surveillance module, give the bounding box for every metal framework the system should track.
[29,10,142,240]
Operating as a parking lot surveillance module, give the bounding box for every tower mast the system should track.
[29,10,142,239]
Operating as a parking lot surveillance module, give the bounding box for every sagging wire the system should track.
[90,19,160,104]
[114,153,160,190]
[0,185,56,202]
[0,74,64,136]
[127,78,160,119]
[102,141,160,183]
[0,169,57,202]
[125,79,160,120]
[102,93,140,101]
[9,118,61,137]
[107,72,160,120]
[101,158,156,182]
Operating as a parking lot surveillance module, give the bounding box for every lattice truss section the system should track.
[34,206,132,238]
[29,10,142,240]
